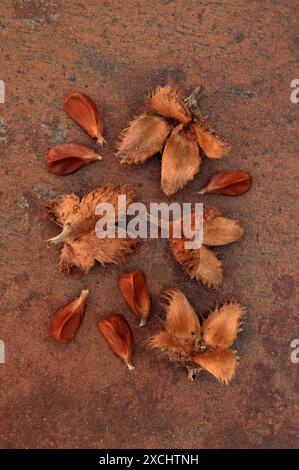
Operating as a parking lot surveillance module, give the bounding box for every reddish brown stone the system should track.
[0,0,298,449]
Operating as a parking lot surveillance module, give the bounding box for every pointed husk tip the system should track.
[198,187,208,195]
[97,134,106,146]
[139,317,147,327]
[80,289,89,299]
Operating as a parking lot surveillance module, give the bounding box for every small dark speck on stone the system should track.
[68,76,76,82]
[198,13,203,22]
[28,97,34,104]
[284,114,295,124]
[35,188,57,199]
[234,32,245,43]
[245,91,256,97]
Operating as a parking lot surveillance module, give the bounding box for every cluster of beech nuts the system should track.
[45,85,252,384]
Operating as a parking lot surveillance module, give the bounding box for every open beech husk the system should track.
[193,350,237,384]
[151,289,245,384]
[161,123,200,196]
[45,143,102,175]
[203,215,244,246]
[45,184,139,275]
[201,301,245,349]
[191,122,230,158]
[198,170,253,195]
[118,271,150,326]
[64,91,105,145]
[147,84,192,124]
[116,83,231,196]
[50,289,88,343]
[117,114,171,165]
[169,208,244,287]
[98,313,135,370]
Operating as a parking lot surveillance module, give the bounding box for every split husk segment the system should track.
[64,91,105,145]
[98,313,135,370]
[169,207,244,288]
[45,143,102,176]
[45,184,139,275]
[117,84,230,196]
[199,170,252,196]
[151,289,245,384]
[50,289,88,343]
[118,271,151,326]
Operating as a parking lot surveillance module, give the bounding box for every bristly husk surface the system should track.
[151,289,245,384]
[116,83,231,196]
[161,123,200,196]
[45,184,139,275]
[169,208,244,288]
[117,114,171,165]
[147,84,192,124]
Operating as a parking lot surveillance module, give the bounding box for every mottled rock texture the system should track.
[0,0,298,449]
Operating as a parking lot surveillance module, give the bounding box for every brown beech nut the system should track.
[50,289,88,343]
[118,271,150,326]
[98,313,135,370]
[45,143,103,175]
[198,170,252,196]
[64,91,105,145]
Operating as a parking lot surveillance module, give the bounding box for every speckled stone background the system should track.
[0,0,298,449]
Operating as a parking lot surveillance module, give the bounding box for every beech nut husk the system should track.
[151,288,245,384]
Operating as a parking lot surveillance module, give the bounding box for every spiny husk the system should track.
[161,124,200,196]
[45,184,139,274]
[202,302,245,350]
[117,113,171,165]
[169,236,223,288]
[203,216,244,246]
[59,235,138,275]
[169,208,243,287]
[193,349,237,384]
[45,194,80,227]
[151,289,244,384]
[191,122,230,158]
[147,84,192,124]
[163,289,201,339]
